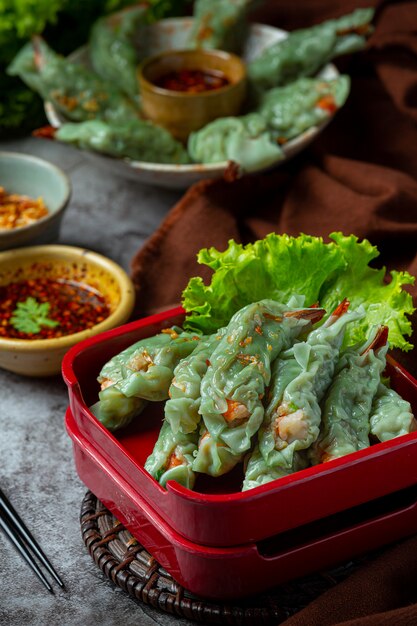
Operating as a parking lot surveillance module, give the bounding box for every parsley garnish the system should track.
[10,297,59,334]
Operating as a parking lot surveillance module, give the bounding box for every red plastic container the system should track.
[66,407,417,600]
[62,307,417,551]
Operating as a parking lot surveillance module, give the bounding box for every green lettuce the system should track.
[0,0,191,134]
[181,232,415,351]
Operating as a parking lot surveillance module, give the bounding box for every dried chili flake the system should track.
[0,277,111,340]
[154,69,229,93]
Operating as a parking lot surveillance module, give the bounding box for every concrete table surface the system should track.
[0,137,196,626]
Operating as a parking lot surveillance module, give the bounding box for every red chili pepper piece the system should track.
[316,95,337,114]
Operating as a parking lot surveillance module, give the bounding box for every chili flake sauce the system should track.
[154,69,230,93]
[0,278,111,339]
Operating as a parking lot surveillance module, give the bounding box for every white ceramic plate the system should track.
[45,18,339,189]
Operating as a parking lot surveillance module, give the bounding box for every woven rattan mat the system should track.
[80,490,373,625]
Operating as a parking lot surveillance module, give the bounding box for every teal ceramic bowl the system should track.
[0,151,71,251]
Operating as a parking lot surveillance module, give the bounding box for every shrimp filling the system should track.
[273,405,309,446]
[170,377,187,393]
[200,430,226,450]
[223,399,250,428]
[100,378,114,390]
[127,350,153,372]
[167,447,186,470]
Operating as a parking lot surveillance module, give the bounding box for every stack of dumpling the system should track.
[91,297,415,492]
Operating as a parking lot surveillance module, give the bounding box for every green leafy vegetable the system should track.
[0,74,45,133]
[0,0,191,134]
[317,233,415,352]
[0,0,62,62]
[0,0,190,62]
[10,297,59,334]
[182,232,415,351]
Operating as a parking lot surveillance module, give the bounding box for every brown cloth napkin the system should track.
[131,1,417,623]
[131,0,417,375]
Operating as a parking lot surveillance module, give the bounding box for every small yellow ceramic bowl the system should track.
[0,245,135,377]
[138,49,247,142]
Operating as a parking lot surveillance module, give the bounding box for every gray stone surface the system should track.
[0,137,196,625]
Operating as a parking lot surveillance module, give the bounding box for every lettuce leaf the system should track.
[182,232,415,351]
[0,0,191,133]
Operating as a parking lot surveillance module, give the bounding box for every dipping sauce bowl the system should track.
[138,49,247,142]
[0,245,135,376]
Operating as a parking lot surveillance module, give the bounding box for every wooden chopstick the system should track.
[0,488,64,592]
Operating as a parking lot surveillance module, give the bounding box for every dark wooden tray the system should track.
[80,490,370,625]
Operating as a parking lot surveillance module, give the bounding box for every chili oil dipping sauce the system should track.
[138,49,247,142]
[0,277,111,340]
[0,245,135,376]
[154,68,230,93]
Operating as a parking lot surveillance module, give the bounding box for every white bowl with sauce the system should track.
[45,18,340,189]
[0,151,71,251]
[0,245,135,376]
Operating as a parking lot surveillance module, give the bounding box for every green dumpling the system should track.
[165,330,226,435]
[188,113,283,171]
[56,119,190,164]
[370,383,416,443]
[311,326,389,464]
[189,0,258,53]
[259,302,363,470]
[242,444,308,491]
[90,385,146,432]
[258,76,350,142]
[198,299,323,456]
[248,8,374,92]
[144,420,199,489]
[91,328,203,431]
[8,37,138,124]
[97,328,202,402]
[89,5,149,103]
[192,426,243,477]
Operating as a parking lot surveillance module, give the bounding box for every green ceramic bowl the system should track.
[0,151,71,251]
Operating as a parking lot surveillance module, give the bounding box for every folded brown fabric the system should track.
[131,1,417,622]
[282,534,417,626]
[132,1,417,373]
